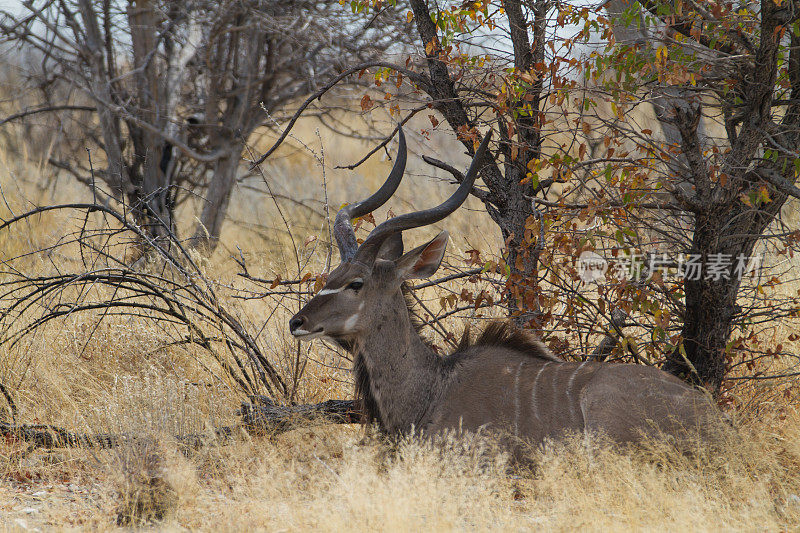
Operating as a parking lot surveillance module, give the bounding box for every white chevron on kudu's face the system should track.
[289,128,722,447]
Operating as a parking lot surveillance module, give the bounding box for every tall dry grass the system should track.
[0,113,799,531]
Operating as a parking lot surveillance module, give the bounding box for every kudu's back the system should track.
[427,335,721,445]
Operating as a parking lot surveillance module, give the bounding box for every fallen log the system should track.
[0,397,360,450]
[239,396,361,432]
[0,421,238,450]
[0,421,120,449]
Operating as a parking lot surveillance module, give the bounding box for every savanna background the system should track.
[1,0,800,530]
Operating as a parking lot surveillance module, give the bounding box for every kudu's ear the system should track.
[395,231,448,280]
[376,233,404,261]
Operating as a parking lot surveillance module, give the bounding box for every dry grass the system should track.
[2,410,799,531]
[1,115,800,532]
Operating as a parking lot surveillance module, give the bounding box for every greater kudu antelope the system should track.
[289,129,720,446]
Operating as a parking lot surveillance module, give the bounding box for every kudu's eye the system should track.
[347,279,364,291]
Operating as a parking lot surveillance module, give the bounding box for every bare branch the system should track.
[0,104,96,127]
[250,61,430,167]
[421,155,490,202]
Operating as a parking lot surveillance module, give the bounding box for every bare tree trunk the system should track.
[408,0,547,327]
[661,209,742,388]
[190,146,242,251]
[77,0,128,196]
[497,0,547,328]
[127,0,173,239]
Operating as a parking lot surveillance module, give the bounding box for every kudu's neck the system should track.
[352,289,445,433]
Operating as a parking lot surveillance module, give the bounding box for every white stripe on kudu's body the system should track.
[289,128,722,449]
[513,361,524,437]
[530,361,550,424]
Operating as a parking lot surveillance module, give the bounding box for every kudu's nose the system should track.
[289,315,306,333]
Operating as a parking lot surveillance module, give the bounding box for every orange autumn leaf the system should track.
[360,94,373,111]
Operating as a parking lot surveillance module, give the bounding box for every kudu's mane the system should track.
[404,286,559,362]
[457,321,562,363]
